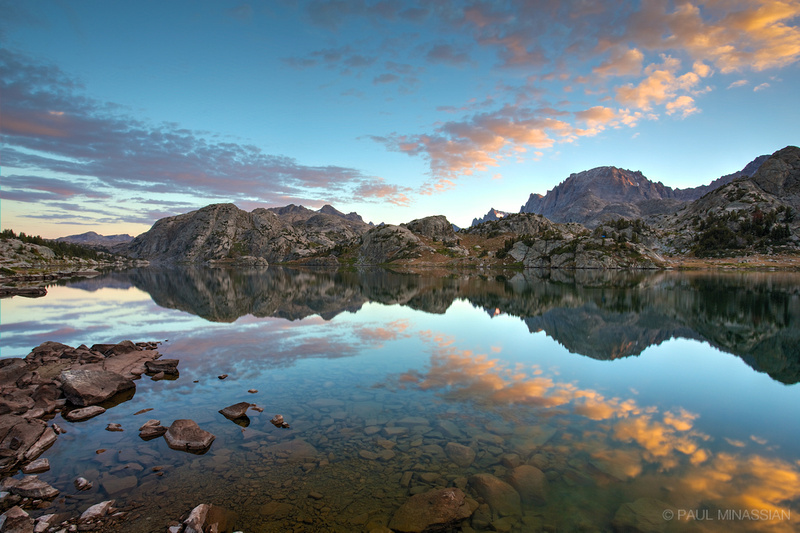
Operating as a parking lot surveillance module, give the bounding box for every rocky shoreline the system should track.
[0,340,220,531]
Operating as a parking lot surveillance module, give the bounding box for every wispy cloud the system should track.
[295,0,799,192]
[0,49,411,216]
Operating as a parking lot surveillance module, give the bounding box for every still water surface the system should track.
[1,267,799,532]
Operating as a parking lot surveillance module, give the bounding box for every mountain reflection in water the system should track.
[70,266,800,384]
[2,266,799,532]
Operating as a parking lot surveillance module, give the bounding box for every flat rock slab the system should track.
[164,420,215,453]
[100,474,138,496]
[64,405,106,422]
[263,439,318,462]
[9,475,60,499]
[21,458,49,474]
[60,369,135,407]
[389,488,477,533]
[612,498,674,533]
[219,402,251,420]
[145,359,179,374]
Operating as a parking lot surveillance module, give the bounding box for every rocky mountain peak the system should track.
[471,208,510,227]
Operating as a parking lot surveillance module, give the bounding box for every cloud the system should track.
[0,49,408,215]
[373,73,400,84]
[425,43,471,65]
[1,174,111,199]
[665,95,700,117]
[593,46,645,77]
[754,82,771,91]
[727,79,749,88]
[615,55,708,110]
[282,46,378,72]
[622,0,800,73]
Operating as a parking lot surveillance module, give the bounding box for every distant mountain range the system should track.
[55,231,134,247]
[54,145,800,267]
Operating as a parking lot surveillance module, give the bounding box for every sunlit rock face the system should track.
[126,203,370,264]
[357,224,434,265]
[519,155,769,228]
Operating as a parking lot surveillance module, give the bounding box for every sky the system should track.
[1,0,799,238]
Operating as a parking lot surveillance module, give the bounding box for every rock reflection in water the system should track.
[14,267,798,532]
[77,266,800,384]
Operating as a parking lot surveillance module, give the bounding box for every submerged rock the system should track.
[388,487,477,533]
[612,498,674,533]
[506,464,548,506]
[468,473,521,517]
[63,405,106,422]
[444,442,475,467]
[164,420,215,453]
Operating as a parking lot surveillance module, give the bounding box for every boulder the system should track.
[403,215,457,242]
[0,359,28,386]
[21,458,49,474]
[164,420,215,453]
[0,506,34,533]
[468,473,521,517]
[183,504,209,533]
[8,476,59,499]
[612,498,673,533]
[79,500,115,522]
[218,402,251,420]
[144,359,179,375]
[60,369,135,407]
[444,442,475,468]
[74,477,93,491]
[506,464,548,506]
[138,420,167,440]
[22,427,56,461]
[63,405,106,422]
[388,488,476,533]
[0,417,47,473]
[358,225,434,264]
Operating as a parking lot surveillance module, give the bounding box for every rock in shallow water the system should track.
[388,487,477,533]
[468,473,521,517]
[60,369,135,407]
[219,402,251,420]
[612,498,674,533]
[164,420,215,453]
[8,476,60,499]
[63,405,106,422]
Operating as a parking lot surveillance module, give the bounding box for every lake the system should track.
[1,267,799,532]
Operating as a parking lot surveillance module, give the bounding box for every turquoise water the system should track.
[1,268,799,532]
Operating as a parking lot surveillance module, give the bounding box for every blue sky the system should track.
[1,0,799,237]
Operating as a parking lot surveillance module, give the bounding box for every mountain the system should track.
[318,204,368,224]
[55,231,134,247]
[519,155,769,227]
[660,146,800,256]
[126,203,369,264]
[471,208,510,227]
